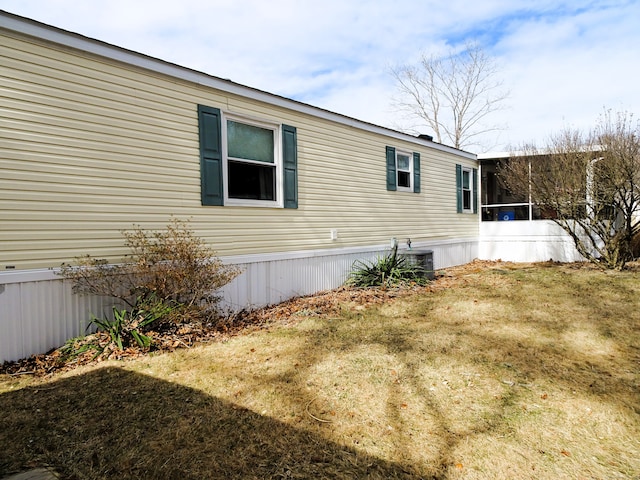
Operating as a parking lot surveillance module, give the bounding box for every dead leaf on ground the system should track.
[0,260,507,377]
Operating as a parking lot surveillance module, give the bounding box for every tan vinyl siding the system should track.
[1,28,478,271]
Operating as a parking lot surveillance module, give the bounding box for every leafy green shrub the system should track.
[59,219,242,335]
[346,245,430,288]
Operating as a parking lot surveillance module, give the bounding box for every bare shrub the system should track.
[501,110,640,269]
[59,219,241,323]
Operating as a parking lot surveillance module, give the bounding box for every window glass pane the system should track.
[228,160,275,201]
[397,154,410,171]
[227,121,274,163]
[398,171,411,188]
[463,170,470,189]
[463,190,471,210]
[481,160,527,205]
[482,205,530,221]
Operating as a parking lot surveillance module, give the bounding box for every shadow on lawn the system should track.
[0,367,421,480]
[273,268,640,479]
[2,266,638,479]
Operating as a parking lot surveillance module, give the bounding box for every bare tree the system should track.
[391,43,509,150]
[501,111,640,270]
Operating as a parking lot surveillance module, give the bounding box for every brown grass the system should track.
[1,261,639,479]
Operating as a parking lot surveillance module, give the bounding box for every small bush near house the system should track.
[58,219,241,353]
[346,244,430,288]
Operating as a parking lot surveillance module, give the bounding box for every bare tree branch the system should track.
[500,110,640,269]
[390,43,509,150]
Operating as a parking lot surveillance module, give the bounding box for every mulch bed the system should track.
[0,260,508,377]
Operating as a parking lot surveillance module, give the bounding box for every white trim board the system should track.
[0,237,479,284]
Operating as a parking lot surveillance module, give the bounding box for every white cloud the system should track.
[1,0,639,152]
[485,1,640,150]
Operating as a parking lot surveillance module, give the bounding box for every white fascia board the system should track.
[0,268,59,284]
[216,238,480,264]
[0,10,475,161]
[479,144,604,161]
[0,238,479,282]
[477,152,514,160]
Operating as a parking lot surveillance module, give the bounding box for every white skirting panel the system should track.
[219,238,478,311]
[0,239,477,363]
[479,220,585,263]
[0,273,115,364]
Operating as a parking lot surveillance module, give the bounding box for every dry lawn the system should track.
[0,261,639,479]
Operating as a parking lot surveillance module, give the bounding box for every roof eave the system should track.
[0,9,476,161]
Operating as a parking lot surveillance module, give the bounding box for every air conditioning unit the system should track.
[400,249,435,280]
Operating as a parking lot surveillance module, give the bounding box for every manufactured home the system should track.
[0,11,481,362]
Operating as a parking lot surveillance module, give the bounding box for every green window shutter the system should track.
[472,168,478,213]
[198,105,223,206]
[456,164,463,213]
[386,146,396,191]
[413,152,421,193]
[282,124,298,209]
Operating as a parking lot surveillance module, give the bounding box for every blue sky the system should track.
[1,0,639,152]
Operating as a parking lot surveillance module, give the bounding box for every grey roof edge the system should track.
[0,10,476,161]
[477,152,515,160]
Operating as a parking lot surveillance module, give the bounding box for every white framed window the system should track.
[455,164,477,214]
[223,114,281,207]
[385,146,420,193]
[198,104,298,208]
[396,150,413,191]
[462,167,472,212]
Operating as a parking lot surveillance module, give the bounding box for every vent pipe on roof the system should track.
[417,134,434,141]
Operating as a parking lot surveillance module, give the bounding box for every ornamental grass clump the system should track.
[90,299,172,351]
[346,244,429,288]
